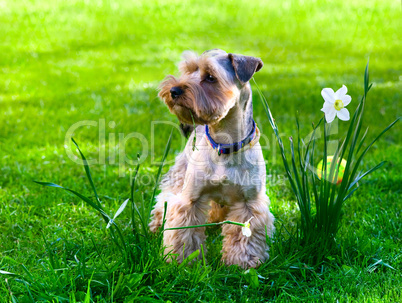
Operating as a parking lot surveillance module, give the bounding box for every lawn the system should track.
[0,0,401,301]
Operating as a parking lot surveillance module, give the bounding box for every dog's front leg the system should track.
[221,193,275,269]
[149,193,166,233]
[163,196,209,263]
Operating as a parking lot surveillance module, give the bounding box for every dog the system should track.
[149,49,274,269]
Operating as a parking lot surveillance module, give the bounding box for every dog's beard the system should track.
[158,75,235,125]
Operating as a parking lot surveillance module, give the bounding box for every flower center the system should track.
[334,99,344,111]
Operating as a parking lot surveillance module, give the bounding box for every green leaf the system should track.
[341,264,355,275]
[178,250,200,269]
[244,268,260,289]
[124,273,144,288]
[364,59,370,96]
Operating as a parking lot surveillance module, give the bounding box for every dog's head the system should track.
[158,49,263,125]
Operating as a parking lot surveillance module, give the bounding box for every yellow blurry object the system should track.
[317,156,347,184]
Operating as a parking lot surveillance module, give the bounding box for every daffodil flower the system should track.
[321,85,351,123]
[241,217,254,237]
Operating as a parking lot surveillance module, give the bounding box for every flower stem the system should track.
[163,220,245,231]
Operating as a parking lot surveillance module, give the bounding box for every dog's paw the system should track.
[223,254,265,269]
[149,220,161,233]
[149,215,163,233]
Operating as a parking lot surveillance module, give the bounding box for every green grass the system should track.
[0,0,401,301]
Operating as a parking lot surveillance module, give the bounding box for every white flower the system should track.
[241,217,254,237]
[321,85,351,123]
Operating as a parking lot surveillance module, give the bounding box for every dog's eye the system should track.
[205,74,216,83]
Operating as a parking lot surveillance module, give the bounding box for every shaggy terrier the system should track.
[149,49,274,268]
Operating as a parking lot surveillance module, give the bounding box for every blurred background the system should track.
[0,0,400,258]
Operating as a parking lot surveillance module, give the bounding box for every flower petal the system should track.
[321,88,335,104]
[337,108,350,121]
[242,227,252,237]
[335,85,347,98]
[324,108,336,123]
[321,101,333,113]
[245,216,254,224]
[341,94,352,107]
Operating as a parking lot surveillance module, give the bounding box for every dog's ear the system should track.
[228,53,263,84]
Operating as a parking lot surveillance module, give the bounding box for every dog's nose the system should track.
[170,86,184,99]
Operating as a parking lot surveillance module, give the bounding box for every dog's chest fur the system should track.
[183,127,266,205]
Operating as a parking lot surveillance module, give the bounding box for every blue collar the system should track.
[205,120,257,155]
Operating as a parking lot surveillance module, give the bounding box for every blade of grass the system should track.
[131,154,141,239]
[319,119,329,233]
[336,61,370,202]
[331,61,393,234]
[0,270,19,277]
[347,161,387,193]
[34,181,127,257]
[346,118,399,194]
[289,137,309,230]
[356,126,369,155]
[106,198,129,229]
[296,116,310,215]
[158,201,168,248]
[33,181,110,223]
[308,122,320,224]
[71,138,101,207]
[253,78,300,203]
[147,130,173,225]
[89,235,110,272]
[326,139,345,235]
